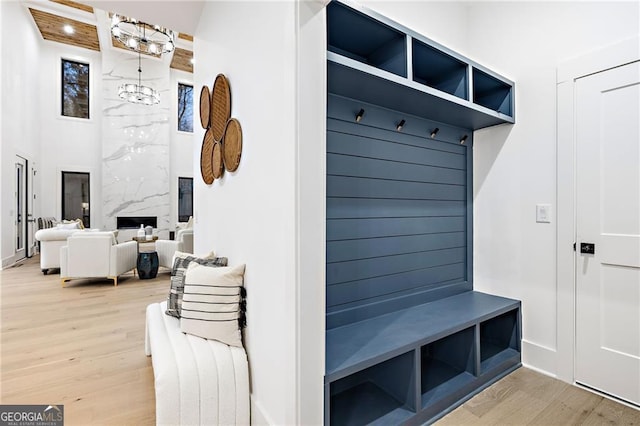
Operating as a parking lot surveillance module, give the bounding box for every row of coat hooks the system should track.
[354,108,468,144]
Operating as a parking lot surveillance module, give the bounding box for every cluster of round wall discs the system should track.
[199,74,243,185]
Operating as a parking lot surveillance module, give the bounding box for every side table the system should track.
[137,251,159,279]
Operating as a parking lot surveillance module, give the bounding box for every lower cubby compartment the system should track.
[330,351,415,426]
[421,326,475,407]
[480,309,520,373]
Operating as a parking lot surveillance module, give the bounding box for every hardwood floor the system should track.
[2,256,639,425]
[1,256,167,425]
[439,367,640,425]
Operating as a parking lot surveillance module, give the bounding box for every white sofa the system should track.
[34,227,82,274]
[145,301,250,425]
[60,232,137,286]
[156,228,194,269]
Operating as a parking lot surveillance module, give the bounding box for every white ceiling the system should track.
[84,0,206,35]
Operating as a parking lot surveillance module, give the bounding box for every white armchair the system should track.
[156,228,194,269]
[60,232,137,287]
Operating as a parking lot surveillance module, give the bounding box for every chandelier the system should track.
[111,14,175,55]
[118,52,160,105]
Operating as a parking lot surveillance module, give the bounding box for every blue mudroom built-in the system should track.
[324,1,521,424]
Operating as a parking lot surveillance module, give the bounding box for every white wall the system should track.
[467,2,640,377]
[360,1,470,55]
[193,2,298,424]
[1,2,44,266]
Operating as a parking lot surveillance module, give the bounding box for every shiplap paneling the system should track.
[327,95,472,329]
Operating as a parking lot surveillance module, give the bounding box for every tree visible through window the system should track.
[61,59,89,119]
[178,83,193,132]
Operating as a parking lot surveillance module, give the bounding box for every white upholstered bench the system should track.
[145,301,250,425]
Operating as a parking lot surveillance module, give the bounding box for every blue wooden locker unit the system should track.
[325,1,520,425]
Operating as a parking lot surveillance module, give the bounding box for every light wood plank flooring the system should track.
[440,367,640,425]
[2,256,639,425]
[1,256,167,425]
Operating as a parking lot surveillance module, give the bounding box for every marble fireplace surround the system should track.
[102,51,171,241]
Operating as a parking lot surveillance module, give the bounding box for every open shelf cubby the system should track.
[473,68,513,116]
[421,326,476,407]
[412,38,468,100]
[480,309,520,374]
[330,351,415,426]
[327,1,407,78]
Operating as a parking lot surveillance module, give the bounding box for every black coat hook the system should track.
[396,119,406,131]
[430,128,440,138]
[355,109,365,123]
[460,134,468,145]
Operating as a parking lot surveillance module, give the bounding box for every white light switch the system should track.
[536,204,552,223]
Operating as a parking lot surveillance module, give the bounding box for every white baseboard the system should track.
[2,255,17,269]
[251,395,275,426]
[521,339,558,378]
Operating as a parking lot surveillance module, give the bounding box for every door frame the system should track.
[556,36,640,384]
[14,155,28,262]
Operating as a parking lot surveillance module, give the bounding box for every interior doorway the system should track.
[61,171,90,228]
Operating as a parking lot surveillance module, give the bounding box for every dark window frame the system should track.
[178,177,193,223]
[61,58,90,119]
[61,171,90,228]
[177,82,194,133]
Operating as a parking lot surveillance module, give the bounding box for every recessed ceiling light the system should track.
[63,24,74,35]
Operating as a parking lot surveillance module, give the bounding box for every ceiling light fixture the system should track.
[111,14,175,56]
[63,24,74,35]
[118,51,160,106]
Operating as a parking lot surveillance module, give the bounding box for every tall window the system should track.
[178,177,193,222]
[178,83,193,132]
[61,59,89,119]
[62,171,90,228]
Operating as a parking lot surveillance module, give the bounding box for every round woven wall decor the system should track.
[212,141,224,179]
[199,85,211,129]
[200,128,215,185]
[210,74,231,142]
[222,118,242,172]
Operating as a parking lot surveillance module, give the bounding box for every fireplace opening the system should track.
[117,216,157,229]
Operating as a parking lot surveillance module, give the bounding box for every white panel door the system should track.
[575,61,640,406]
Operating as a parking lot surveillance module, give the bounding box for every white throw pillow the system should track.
[180,263,246,347]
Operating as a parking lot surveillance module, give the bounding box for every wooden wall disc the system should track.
[222,118,242,172]
[199,85,211,129]
[200,128,215,184]
[212,141,224,179]
[210,74,231,141]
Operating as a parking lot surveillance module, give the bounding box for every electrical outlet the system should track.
[536,204,552,223]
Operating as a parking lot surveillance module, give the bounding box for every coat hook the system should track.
[430,128,440,138]
[355,109,365,123]
[460,135,468,145]
[396,119,406,131]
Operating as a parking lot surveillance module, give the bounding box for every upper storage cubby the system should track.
[412,39,468,100]
[326,0,515,130]
[327,1,407,77]
[473,68,513,117]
